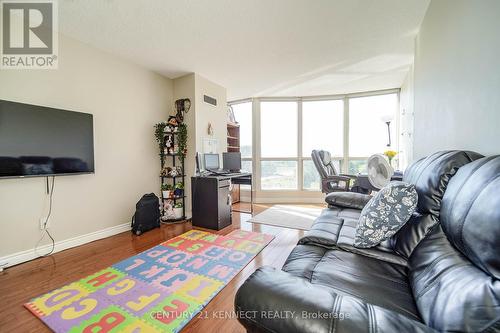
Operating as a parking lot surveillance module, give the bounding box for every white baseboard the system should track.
[0,222,131,269]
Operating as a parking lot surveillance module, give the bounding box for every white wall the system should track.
[173,74,196,215]
[194,74,228,155]
[413,0,500,159]
[172,73,228,216]
[0,34,173,265]
[399,67,415,168]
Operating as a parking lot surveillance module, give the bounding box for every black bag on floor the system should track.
[131,193,161,235]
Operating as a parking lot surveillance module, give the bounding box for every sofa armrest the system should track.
[298,212,344,248]
[323,175,351,191]
[235,267,435,333]
[325,192,372,210]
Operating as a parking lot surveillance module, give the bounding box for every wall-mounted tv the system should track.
[0,100,94,178]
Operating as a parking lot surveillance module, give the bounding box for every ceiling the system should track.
[59,0,430,100]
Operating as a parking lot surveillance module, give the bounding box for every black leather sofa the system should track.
[235,151,500,333]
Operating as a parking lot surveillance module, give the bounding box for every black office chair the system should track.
[311,149,376,194]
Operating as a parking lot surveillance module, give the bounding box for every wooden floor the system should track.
[0,202,320,332]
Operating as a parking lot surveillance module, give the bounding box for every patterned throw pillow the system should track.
[354,181,418,248]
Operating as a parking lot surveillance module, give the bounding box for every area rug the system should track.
[24,229,273,333]
[248,205,322,230]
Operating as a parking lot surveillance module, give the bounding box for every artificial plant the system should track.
[177,123,187,159]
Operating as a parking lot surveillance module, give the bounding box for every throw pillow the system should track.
[354,181,418,248]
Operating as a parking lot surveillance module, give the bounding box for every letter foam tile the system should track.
[24,229,273,333]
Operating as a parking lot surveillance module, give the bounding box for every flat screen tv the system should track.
[0,100,94,178]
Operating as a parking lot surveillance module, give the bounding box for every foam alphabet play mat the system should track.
[24,229,273,332]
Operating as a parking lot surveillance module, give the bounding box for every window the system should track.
[260,101,299,190]
[303,160,320,190]
[349,94,398,157]
[231,102,252,158]
[261,101,297,158]
[303,159,342,190]
[302,100,344,158]
[241,160,252,173]
[231,102,253,191]
[229,90,399,193]
[302,99,344,190]
[261,161,298,190]
[348,159,367,175]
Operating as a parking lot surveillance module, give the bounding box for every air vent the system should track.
[203,95,217,106]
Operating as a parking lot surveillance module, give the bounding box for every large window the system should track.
[229,90,399,192]
[231,102,253,189]
[261,161,298,190]
[302,100,344,157]
[231,102,252,158]
[302,100,344,190]
[261,102,297,158]
[260,101,298,190]
[349,93,398,173]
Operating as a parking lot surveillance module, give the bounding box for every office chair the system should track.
[311,150,356,193]
[311,150,376,194]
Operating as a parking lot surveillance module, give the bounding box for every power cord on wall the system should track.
[35,176,56,258]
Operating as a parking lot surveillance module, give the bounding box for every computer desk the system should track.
[201,171,253,214]
[228,172,253,214]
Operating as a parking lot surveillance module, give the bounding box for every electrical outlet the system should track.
[40,217,50,230]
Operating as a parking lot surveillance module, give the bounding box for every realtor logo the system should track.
[1,0,58,69]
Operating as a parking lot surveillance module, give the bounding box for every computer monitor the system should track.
[223,152,242,171]
[203,153,220,170]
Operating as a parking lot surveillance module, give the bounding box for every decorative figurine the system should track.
[160,166,172,176]
[162,200,175,219]
[165,135,173,148]
[166,116,179,133]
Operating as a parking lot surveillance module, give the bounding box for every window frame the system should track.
[228,88,400,193]
[259,98,300,191]
[228,99,254,178]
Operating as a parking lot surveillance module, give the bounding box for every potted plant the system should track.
[173,203,183,219]
[174,182,184,197]
[161,184,173,199]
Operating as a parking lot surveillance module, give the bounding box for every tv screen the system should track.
[0,100,94,178]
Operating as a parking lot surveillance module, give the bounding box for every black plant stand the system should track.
[160,131,186,222]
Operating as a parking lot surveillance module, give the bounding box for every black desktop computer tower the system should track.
[191,176,232,230]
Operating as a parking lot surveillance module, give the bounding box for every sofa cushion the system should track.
[409,226,500,332]
[283,245,419,320]
[385,150,482,259]
[354,181,418,248]
[235,267,434,333]
[408,156,500,332]
[298,209,347,248]
[389,213,438,260]
[298,206,362,248]
[337,219,407,266]
[402,150,482,217]
[440,155,500,278]
[325,192,372,210]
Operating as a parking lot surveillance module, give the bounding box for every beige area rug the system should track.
[248,205,323,230]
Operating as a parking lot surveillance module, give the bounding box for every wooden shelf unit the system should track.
[227,122,241,203]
